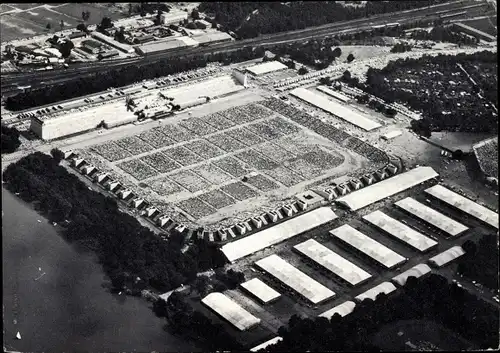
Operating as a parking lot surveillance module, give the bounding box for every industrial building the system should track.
[424,185,498,229]
[221,207,338,263]
[30,101,137,140]
[391,264,432,286]
[362,210,438,252]
[246,61,288,76]
[201,292,261,331]
[91,31,134,54]
[319,300,356,320]
[135,36,198,56]
[381,130,403,141]
[354,282,398,302]
[160,10,189,26]
[255,254,336,305]
[290,87,381,131]
[316,86,352,103]
[451,22,496,42]
[240,278,281,304]
[335,167,439,211]
[293,239,372,286]
[250,337,283,352]
[329,224,407,270]
[192,32,233,46]
[395,197,468,237]
[428,246,466,268]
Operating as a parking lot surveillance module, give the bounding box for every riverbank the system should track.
[2,186,202,352]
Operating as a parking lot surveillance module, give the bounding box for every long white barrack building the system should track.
[250,337,283,352]
[221,207,338,263]
[246,61,288,76]
[424,184,499,229]
[240,278,281,304]
[319,300,357,319]
[329,225,407,269]
[290,87,381,131]
[255,254,335,305]
[391,263,432,286]
[395,197,468,237]
[363,210,438,252]
[428,246,466,268]
[201,292,261,331]
[293,239,372,286]
[335,167,439,211]
[355,282,398,302]
[316,85,351,103]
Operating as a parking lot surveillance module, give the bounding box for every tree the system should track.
[319,76,332,86]
[128,3,133,15]
[333,47,342,58]
[99,17,113,31]
[60,20,64,31]
[76,23,88,33]
[186,22,197,30]
[58,40,74,58]
[192,275,210,297]
[192,8,200,20]
[155,9,163,25]
[46,23,51,30]
[452,149,465,160]
[50,148,65,164]
[298,67,309,75]
[342,70,352,81]
[462,239,477,256]
[347,53,355,63]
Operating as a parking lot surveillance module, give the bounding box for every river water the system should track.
[2,186,201,352]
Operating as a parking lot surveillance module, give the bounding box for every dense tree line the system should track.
[1,125,21,154]
[5,46,267,111]
[261,274,499,352]
[199,1,448,39]
[356,51,498,134]
[458,234,499,291]
[2,152,228,294]
[390,42,412,53]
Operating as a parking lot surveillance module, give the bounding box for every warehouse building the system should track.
[240,278,281,304]
[290,87,381,131]
[335,166,439,211]
[160,10,189,26]
[91,31,135,54]
[424,184,498,229]
[192,32,233,46]
[362,210,438,252]
[391,264,432,286]
[329,224,407,270]
[395,197,468,237]
[319,300,356,320]
[255,254,335,305]
[221,207,338,263]
[293,239,372,286]
[428,246,465,268]
[246,61,288,76]
[135,36,198,56]
[355,282,397,302]
[316,86,352,103]
[201,292,261,331]
[250,337,283,352]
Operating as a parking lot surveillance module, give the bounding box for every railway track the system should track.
[1,0,487,92]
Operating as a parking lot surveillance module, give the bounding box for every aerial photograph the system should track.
[2,1,499,352]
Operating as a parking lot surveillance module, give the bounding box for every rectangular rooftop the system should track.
[240,278,281,304]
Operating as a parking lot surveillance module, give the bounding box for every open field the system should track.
[79,93,378,229]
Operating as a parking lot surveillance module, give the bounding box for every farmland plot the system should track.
[207,131,249,152]
[264,166,304,187]
[225,127,266,146]
[276,134,318,155]
[247,121,285,140]
[301,147,345,169]
[177,198,217,219]
[199,113,236,131]
[150,176,185,196]
[139,152,181,173]
[114,136,154,155]
[179,117,219,136]
[199,189,236,209]
[158,124,198,142]
[192,164,233,184]
[91,141,132,162]
[184,140,225,159]
[162,146,204,166]
[254,142,296,162]
[221,181,259,201]
[137,128,175,149]
[245,174,281,192]
[285,158,323,179]
[213,156,250,178]
[117,159,158,180]
[235,149,279,170]
[267,116,302,135]
[169,170,213,193]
